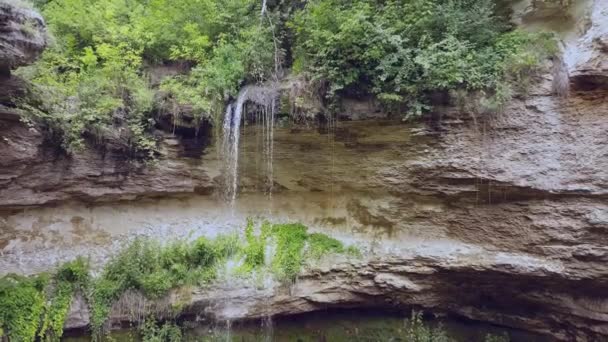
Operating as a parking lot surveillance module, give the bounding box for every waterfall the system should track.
[221,84,279,207]
[222,89,249,206]
[225,319,232,342]
[262,314,274,342]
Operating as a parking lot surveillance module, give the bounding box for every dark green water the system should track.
[63,309,550,342]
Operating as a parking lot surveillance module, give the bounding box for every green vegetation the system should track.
[0,257,89,341]
[239,220,358,282]
[0,221,356,339]
[291,0,557,118]
[307,232,346,260]
[403,311,450,342]
[14,0,556,155]
[88,235,240,333]
[140,320,183,342]
[270,223,309,281]
[16,0,275,154]
[120,310,512,342]
[0,274,46,341]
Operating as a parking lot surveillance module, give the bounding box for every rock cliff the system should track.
[1,0,608,340]
[0,1,46,73]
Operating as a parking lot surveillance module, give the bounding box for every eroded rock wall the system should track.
[1,0,608,340]
[0,1,46,72]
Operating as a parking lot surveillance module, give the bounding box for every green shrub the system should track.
[189,237,218,267]
[291,0,556,118]
[88,234,244,330]
[39,280,73,340]
[0,275,46,341]
[16,0,275,153]
[0,259,89,341]
[140,320,183,342]
[55,257,90,285]
[402,311,451,342]
[242,219,269,270]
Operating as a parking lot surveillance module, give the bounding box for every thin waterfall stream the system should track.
[221,84,280,208]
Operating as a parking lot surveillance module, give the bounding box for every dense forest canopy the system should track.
[13,0,556,155]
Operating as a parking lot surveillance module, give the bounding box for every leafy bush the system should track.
[402,311,451,342]
[242,219,270,270]
[0,258,90,341]
[291,0,557,118]
[17,0,275,154]
[88,233,245,331]
[140,320,183,342]
[239,221,359,281]
[0,275,46,341]
[14,0,557,154]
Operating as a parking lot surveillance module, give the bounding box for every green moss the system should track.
[270,223,309,282]
[346,246,362,258]
[237,221,360,281]
[241,219,270,271]
[306,233,344,260]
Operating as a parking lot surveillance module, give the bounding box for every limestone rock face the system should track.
[0,120,216,208]
[3,0,608,340]
[63,247,603,341]
[0,1,47,72]
[569,0,608,91]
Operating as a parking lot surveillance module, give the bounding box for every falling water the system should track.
[262,314,274,342]
[221,84,280,208]
[226,319,232,342]
[222,90,249,207]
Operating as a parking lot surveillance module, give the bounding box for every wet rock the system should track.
[521,0,574,22]
[337,97,387,120]
[62,247,605,340]
[64,293,89,330]
[0,115,216,208]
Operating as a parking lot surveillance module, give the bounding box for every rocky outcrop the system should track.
[0,1,46,73]
[568,0,608,91]
[63,244,603,341]
[0,117,217,208]
[0,0,47,112]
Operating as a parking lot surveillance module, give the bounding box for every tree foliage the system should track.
[17,0,274,154]
[291,0,556,118]
[16,0,556,154]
